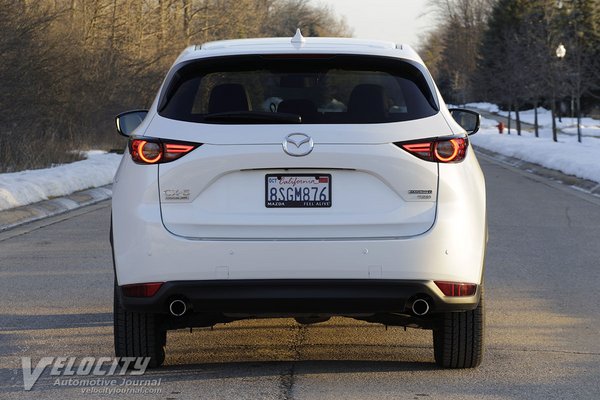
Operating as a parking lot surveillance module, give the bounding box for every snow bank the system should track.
[0,152,122,211]
[465,102,500,113]
[471,127,600,184]
[562,126,600,137]
[466,105,600,137]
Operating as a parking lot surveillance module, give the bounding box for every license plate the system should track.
[265,174,332,208]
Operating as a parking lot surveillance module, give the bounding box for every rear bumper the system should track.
[117,279,481,315]
[112,148,486,285]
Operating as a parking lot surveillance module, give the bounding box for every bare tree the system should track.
[422,0,494,103]
[0,0,354,172]
[265,0,352,37]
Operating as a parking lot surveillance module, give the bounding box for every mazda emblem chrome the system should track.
[283,133,314,157]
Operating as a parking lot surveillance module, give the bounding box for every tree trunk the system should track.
[576,95,582,143]
[534,101,539,138]
[507,105,511,135]
[182,0,191,43]
[515,102,521,136]
[551,99,558,142]
[110,0,117,52]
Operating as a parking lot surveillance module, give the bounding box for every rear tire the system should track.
[433,288,484,368]
[113,283,166,368]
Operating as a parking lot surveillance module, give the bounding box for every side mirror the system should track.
[448,108,480,135]
[115,110,148,137]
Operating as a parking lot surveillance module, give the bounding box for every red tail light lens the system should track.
[122,282,163,297]
[134,140,162,163]
[435,281,477,297]
[129,138,200,164]
[398,136,468,163]
[402,142,433,160]
[434,139,463,162]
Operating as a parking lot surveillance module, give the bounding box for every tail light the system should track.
[435,281,477,297]
[129,137,200,164]
[398,136,468,163]
[122,282,163,297]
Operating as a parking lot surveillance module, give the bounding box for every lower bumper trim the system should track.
[117,279,480,315]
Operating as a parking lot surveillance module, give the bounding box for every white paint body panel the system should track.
[112,37,486,287]
[113,148,485,284]
[157,141,439,239]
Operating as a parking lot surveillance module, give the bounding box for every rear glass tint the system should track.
[159,55,438,124]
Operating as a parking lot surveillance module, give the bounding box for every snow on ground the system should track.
[495,107,600,137]
[463,102,500,113]
[453,103,600,137]
[471,118,600,184]
[0,151,121,211]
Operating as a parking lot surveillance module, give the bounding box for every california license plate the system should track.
[265,174,332,208]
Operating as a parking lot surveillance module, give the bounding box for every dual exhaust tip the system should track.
[168,297,431,317]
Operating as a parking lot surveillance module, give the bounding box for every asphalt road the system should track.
[1,154,599,399]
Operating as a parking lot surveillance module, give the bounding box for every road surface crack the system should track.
[279,324,306,400]
[489,346,600,356]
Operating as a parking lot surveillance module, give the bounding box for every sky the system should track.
[319,0,436,48]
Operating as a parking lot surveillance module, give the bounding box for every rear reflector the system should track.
[434,281,477,297]
[122,282,163,297]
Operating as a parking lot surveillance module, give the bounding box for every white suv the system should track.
[112,31,486,369]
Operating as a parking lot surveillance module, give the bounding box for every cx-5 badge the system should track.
[283,133,314,157]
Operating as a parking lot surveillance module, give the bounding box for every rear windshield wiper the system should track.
[202,111,301,124]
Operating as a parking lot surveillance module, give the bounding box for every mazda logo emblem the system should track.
[283,133,314,157]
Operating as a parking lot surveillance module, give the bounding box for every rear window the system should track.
[159,55,439,124]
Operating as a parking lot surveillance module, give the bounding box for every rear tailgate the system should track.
[153,114,446,240]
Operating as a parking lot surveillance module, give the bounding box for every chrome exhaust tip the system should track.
[169,299,188,317]
[411,298,430,316]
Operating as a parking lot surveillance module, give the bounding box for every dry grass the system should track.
[0,132,125,173]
